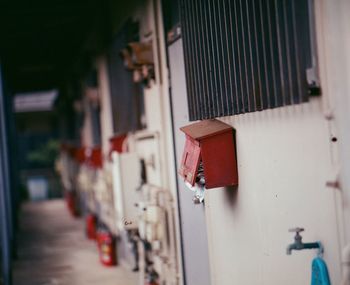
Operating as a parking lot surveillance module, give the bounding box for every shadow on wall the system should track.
[224,185,239,208]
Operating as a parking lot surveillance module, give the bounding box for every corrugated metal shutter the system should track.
[107,20,145,134]
[179,0,314,120]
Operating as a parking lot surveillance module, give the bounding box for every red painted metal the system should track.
[109,134,128,153]
[74,147,87,164]
[89,147,103,169]
[81,146,102,168]
[65,192,79,217]
[97,231,117,266]
[179,137,201,186]
[108,134,128,160]
[179,119,238,189]
[86,214,97,240]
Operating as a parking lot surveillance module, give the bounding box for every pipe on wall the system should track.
[0,62,13,285]
[342,244,350,285]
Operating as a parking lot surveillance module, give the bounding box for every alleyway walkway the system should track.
[13,200,138,285]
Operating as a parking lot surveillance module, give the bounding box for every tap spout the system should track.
[286,241,323,256]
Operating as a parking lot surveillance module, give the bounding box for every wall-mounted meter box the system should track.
[127,42,154,67]
[120,42,154,70]
[111,152,142,231]
[120,41,155,86]
[179,119,238,189]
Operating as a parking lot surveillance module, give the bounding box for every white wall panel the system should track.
[169,38,211,285]
[206,99,341,284]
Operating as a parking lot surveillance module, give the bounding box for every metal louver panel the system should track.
[179,0,313,120]
[107,20,145,134]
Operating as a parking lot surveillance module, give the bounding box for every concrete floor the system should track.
[13,200,138,285]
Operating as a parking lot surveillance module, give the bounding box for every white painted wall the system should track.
[81,90,94,147]
[96,56,114,157]
[86,1,183,282]
[163,1,348,284]
[168,38,211,285]
[313,2,350,282]
[315,0,350,243]
[205,99,341,284]
[133,1,184,282]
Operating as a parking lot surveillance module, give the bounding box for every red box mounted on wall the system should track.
[85,147,103,169]
[179,119,238,189]
[91,147,103,168]
[108,134,128,159]
[74,147,87,164]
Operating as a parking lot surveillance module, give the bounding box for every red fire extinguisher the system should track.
[65,191,73,212]
[85,214,97,240]
[66,192,79,217]
[97,230,117,266]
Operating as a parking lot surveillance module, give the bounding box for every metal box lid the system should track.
[180,119,232,141]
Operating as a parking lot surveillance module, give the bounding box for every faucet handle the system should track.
[288,227,304,234]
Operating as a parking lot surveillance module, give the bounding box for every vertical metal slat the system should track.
[180,0,312,120]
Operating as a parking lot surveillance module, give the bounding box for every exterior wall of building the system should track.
[132,1,183,282]
[180,1,350,284]
[83,1,184,282]
[205,98,341,284]
[168,38,211,285]
[81,92,95,148]
[166,1,349,285]
[315,0,350,243]
[314,1,350,282]
[169,44,343,285]
[58,1,350,284]
[97,57,114,158]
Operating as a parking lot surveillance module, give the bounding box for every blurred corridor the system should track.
[13,200,137,285]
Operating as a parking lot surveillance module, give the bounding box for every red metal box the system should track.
[74,146,87,164]
[86,147,102,169]
[109,134,128,156]
[179,119,238,189]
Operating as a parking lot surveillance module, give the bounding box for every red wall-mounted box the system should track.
[109,134,128,157]
[75,147,87,164]
[179,119,238,189]
[89,147,103,169]
[82,147,103,168]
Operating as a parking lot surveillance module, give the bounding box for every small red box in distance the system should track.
[179,119,238,189]
[90,147,103,169]
[109,134,127,159]
[74,147,87,164]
